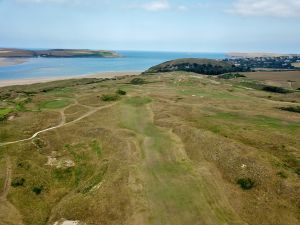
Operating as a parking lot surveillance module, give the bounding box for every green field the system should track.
[39,99,72,109]
[0,72,299,225]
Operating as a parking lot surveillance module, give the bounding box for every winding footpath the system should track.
[0,157,24,225]
[0,101,117,147]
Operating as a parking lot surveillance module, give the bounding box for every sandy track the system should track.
[0,157,24,225]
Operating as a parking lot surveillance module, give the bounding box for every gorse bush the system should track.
[218,73,246,79]
[280,106,300,113]
[237,178,255,190]
[130,78,145,85]
[101,94,120,101]
[116,89,127,95]
[262,85,291,94]
[32,186,44,195]
[11,177,25,187]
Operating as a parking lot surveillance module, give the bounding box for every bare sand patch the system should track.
[0,58,27,67]
[53,219,86,225]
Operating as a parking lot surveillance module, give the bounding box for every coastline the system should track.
[0,71,141,87]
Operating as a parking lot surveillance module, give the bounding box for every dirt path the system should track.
[0,157,24,225]
[120,99,247,225]
[0,102,117,147]
[0,157,11,199]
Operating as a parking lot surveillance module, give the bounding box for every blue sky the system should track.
[0,0,300,53]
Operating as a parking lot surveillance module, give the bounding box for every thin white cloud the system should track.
[231,0,300,17]
[177,5,188,11]
[16,0,74,3]
[14,0,189,13]
[141,0,170,12]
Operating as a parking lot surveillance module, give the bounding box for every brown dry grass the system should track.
[242,71,300,89]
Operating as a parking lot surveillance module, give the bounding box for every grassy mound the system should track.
[145,58,249,75]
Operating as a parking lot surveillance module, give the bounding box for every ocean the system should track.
[0,51,225,80]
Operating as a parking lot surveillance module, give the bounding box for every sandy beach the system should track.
[0,71,141,87]
[0,58,28,67]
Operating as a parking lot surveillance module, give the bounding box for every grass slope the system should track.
[0,72,299,225]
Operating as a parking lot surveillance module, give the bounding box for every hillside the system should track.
[0,48,120,58]
[0,72,299,225]
[145,58,249,75]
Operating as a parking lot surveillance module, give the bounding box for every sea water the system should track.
[0,51,225,80]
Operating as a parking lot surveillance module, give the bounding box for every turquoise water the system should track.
[0,51,225,80]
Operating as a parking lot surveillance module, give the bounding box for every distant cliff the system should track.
[145,58,249,75]
[0,48,120,58]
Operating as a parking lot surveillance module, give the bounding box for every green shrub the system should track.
[219,73,246,79]
[277,171,288,179]
[237,178,255,190]
[280,106,300,113]
[130,78,145,85]
[100,94,120,101]
[262,86,291,94]
[32,186,44,195]
[116,89,127,95]
[11,177,25,187]
[0,108,12,121]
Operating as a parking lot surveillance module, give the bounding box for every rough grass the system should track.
[0,108,12,121]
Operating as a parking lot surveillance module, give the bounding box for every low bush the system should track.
[237,178,255,190]
[32,185,44,195]
[279,106,300,113]
[11,177,25,187]
[116,89,127,95]
[277,171,288,179]
[262,85,291,94]
[130,78,145,85]
[101,94,120,101]
[219,73,246,79]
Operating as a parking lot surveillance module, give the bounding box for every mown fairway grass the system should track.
[0,72,299,225]
[39,99,72,109]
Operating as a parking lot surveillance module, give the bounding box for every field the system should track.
[0,72,300,225]
[292,62,300,68]
[242,71,300,89]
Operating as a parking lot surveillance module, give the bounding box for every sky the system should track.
[0,0,300,53]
